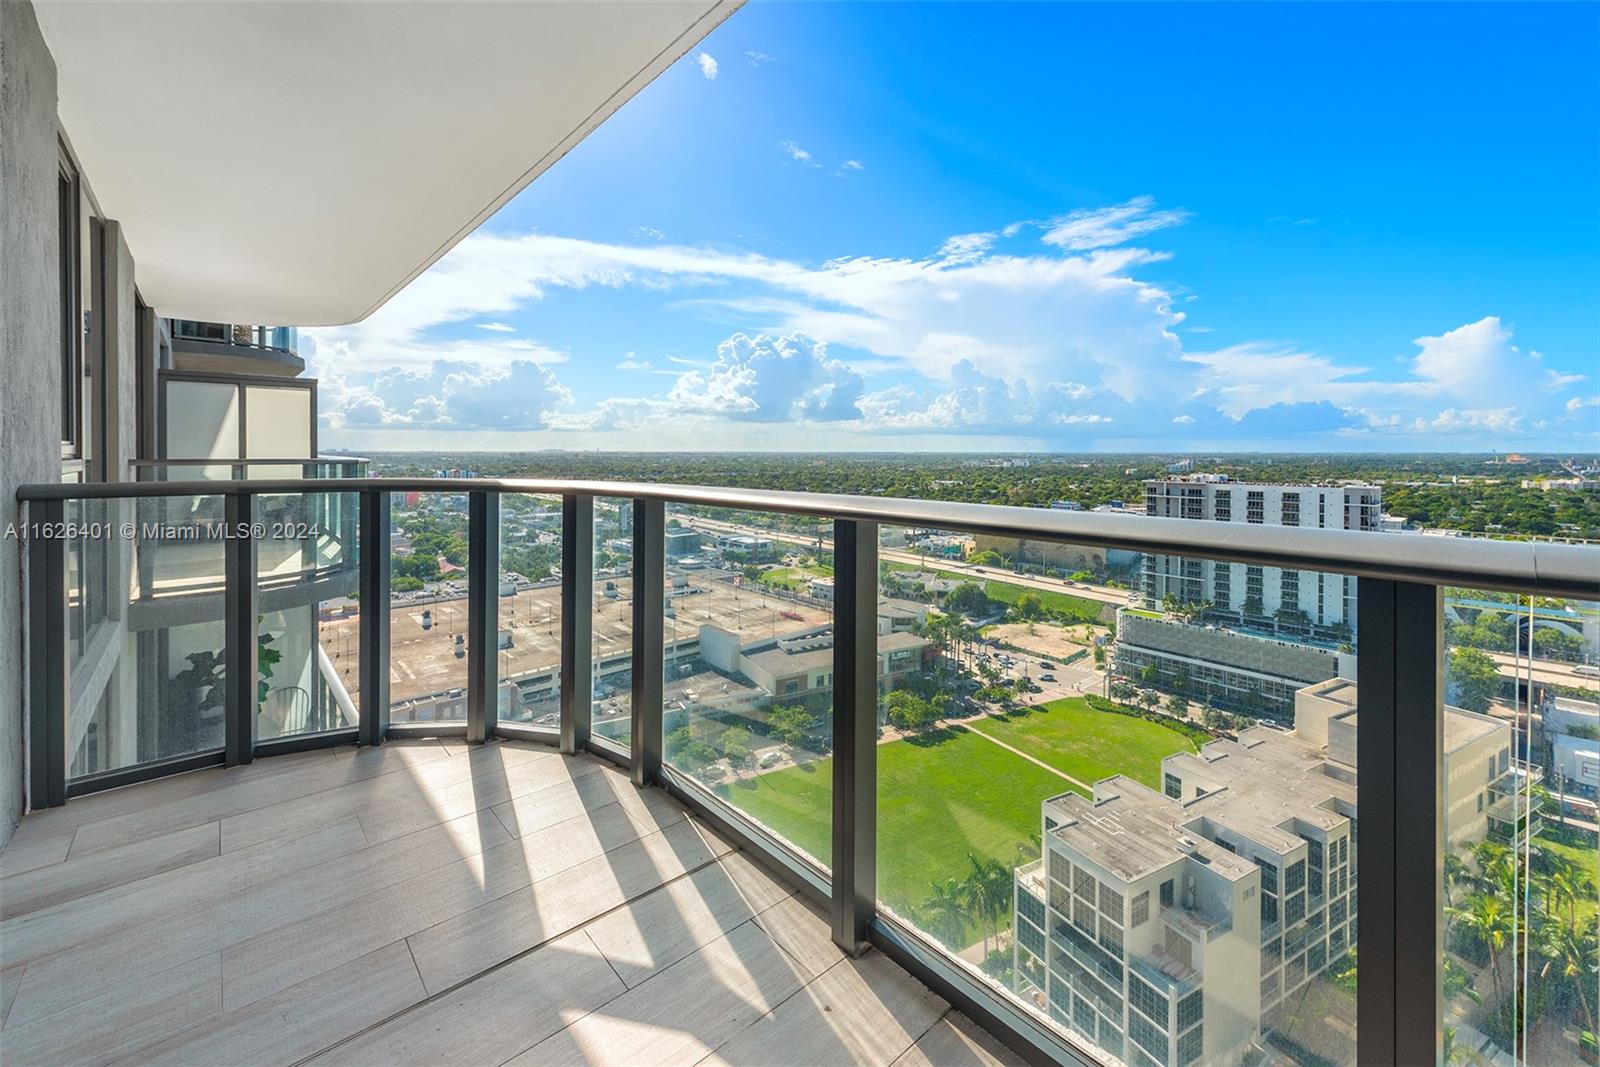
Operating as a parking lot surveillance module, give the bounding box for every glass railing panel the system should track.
[498,493,563,729]
[592,496,634,751]
[877,527,1359,1066]
[662,503,833,871]
[1442,591,1598,1066]
[387,491,470,725]
[256,490,361,741]
[68,493,230,780]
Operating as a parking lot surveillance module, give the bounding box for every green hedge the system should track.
[1084,694,1213,745]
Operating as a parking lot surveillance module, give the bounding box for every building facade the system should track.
[1013,679,1518,1067]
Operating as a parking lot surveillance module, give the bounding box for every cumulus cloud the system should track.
[305,198,1592,448]
[695,52,718,79]
[321,358,571,431]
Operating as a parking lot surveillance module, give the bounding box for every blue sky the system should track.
[307,1,1600,452]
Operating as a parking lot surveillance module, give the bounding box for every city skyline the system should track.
[305,2,1599,453]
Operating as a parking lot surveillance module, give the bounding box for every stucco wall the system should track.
[0,1,63,848]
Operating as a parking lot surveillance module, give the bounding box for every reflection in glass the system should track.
[68,495,229,779]
[662,504,834,870]
[497,493,563,727]
[387,491,470,724]
[256,490,361,740]
[1442,592,1598,1066]
[592,497,634,749]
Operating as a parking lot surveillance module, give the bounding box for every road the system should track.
[683,515,1133,608]
[1484,649,1599,690]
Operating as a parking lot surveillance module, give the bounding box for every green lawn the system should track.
[716,727,1070,935]
[757,563,833,592]
[968,696,1200,790]
[1538,827,1599,926]
[715,698,1203,942]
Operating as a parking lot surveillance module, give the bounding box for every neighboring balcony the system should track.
[6,475,1598,1067]
[170,320,305,377]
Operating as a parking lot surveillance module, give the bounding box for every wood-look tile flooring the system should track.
[0,739,1022,1067]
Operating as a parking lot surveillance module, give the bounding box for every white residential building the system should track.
[1013,679,1519,1067]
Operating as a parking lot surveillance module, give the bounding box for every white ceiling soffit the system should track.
[35,0,741,326]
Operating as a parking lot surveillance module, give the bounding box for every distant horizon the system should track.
[330,447,1599,460]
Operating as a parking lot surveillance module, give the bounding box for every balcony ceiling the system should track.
[34,0,740,326]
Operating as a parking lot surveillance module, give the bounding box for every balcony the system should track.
[6,475,1599,1067]
[170,321,305,377]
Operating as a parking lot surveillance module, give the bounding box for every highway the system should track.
[1485,649,1599,690]
[682,515,1133,608]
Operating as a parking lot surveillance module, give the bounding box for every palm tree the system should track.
[1450,891,1514,1009]
[1536,914,1598,1045]
[921,879,970,951]
[964,855,1012,957]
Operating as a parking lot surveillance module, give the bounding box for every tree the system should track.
[920,879,969,950]
[968,549,1004,567]
[719,725,753,769]
[963,855,1012,957]
[1012,592,1045,621]
[1165,693,1188,717]
[885,690,940,732]
[947,582,991,617]
[767,703,816,746]
[1449,647,1502,713]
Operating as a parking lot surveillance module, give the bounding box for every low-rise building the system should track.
[1013,679,1522,1066]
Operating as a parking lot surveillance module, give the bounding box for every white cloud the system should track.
[308,200,1592,448]
[695,52,718,80]
[321,358,571,431]
[746,51,773,66]
[779,140,816,165]
[840,159,864,171]
[1041,196,1191,252]
[476,322,515,333]
[632,226,665,241]
[1567,395,1600,411]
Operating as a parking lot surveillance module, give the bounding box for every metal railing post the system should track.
[831,519,879,954]
[224,491,258,767]
[26,499,69,808]
[1356,577,1443,1067]
[358,489,390,746]
[561,494,594,755]
[467,491,500,743]
[631,498,665,786]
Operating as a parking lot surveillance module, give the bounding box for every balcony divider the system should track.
[831,517,878,955]
[559,493,594,755]
[629,497,665,787]
[357,488,390,745]
[26,497,68,808]
[223,491,258,767]
[466,490,500,744]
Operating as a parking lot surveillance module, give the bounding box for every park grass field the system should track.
[757,563,833,592]
[968,696,1201,790]
[715,697,1203,939]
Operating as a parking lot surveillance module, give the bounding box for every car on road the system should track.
[1039,661,1056,670]
[1039,673,1056,682]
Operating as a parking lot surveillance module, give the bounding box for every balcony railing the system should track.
[13,474,1599,1067]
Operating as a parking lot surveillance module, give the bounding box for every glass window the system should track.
[666,504,832,872]
[256,490,360,740]
[497,493,563,728]
[1131,890,1150,926]
[591,496,634,749]
[387,491,470,725]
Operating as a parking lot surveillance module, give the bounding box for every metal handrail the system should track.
[126,456,370,467]
[17,476,1599,598]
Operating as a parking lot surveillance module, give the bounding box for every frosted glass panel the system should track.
[244,386,312,462]
[164,381,239,460]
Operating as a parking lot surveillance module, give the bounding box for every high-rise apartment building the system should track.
[1012,679,1523,1067]
[1140,476,1380,637]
